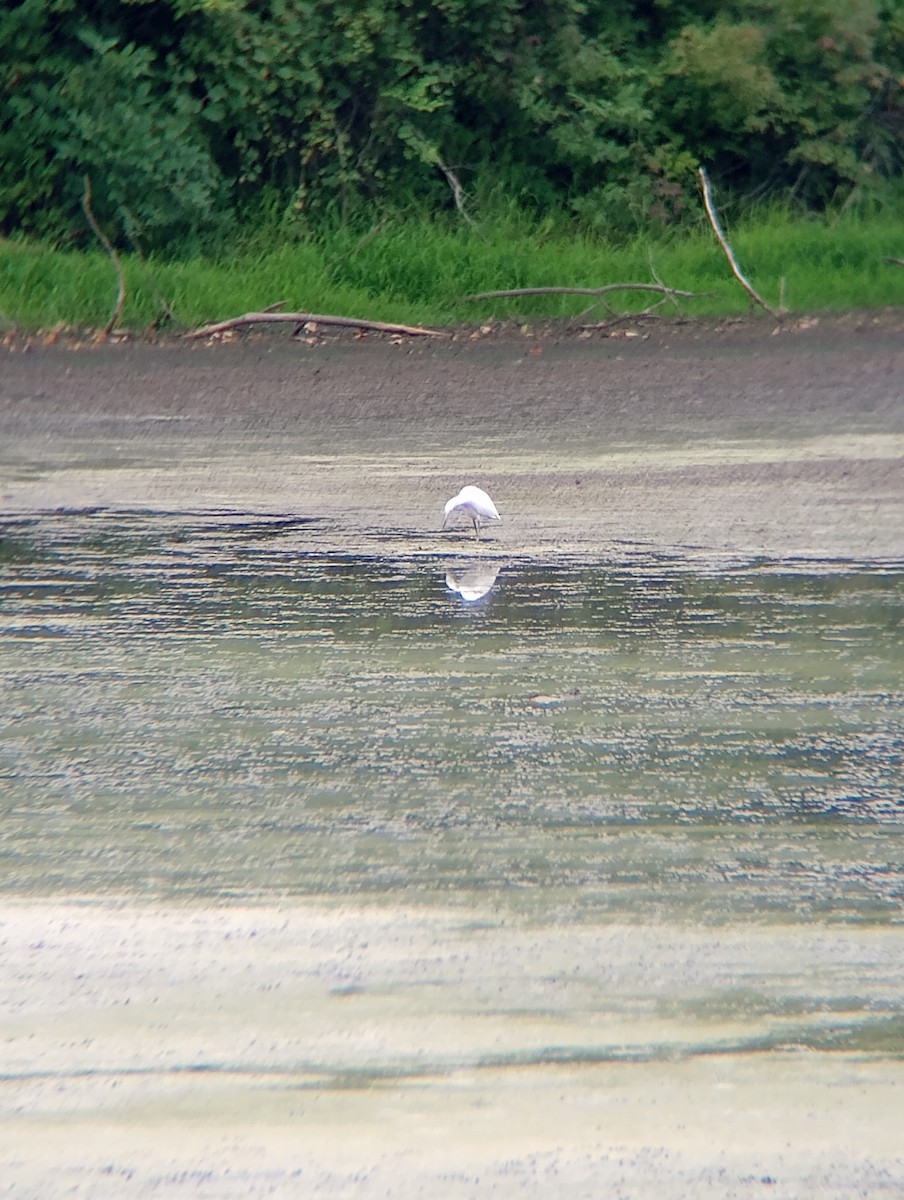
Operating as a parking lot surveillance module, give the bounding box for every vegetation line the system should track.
[2,203,901,334]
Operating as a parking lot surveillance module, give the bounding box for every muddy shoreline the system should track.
[3,309,903,562]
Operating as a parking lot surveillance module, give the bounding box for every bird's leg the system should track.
[473,516,481,541]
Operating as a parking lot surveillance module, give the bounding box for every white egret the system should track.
[442,486,501,540]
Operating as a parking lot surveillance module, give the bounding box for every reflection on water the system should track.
[445,562,501,603]
[1,507,903,921]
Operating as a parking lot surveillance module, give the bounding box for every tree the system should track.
[1,0,900,249]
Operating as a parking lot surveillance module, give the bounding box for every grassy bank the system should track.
[1,205,902,334]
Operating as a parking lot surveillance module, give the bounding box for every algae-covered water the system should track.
[2,507,901,923]
[1,331,903,1198]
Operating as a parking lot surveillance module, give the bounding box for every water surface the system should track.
[2,331,904,1196]
[3,507,901,924]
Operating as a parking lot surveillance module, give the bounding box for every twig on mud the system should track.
[81,175,126,337]
[579,296,675,331]
[698,165,781,322]
[186,311,448,340]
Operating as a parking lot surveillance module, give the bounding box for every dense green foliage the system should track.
[1,0,902,252]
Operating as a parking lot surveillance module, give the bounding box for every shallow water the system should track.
[2,507,902,925]
[2,333,904,1196]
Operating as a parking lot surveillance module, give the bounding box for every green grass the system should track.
[1,204,902,333]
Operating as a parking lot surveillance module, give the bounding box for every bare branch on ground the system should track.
[647,256,686,317]
[580,296,677,331]
[463,283,701,302]
[698,165,781,322]
[81,175,126,337]
[463,280,710,330]
[186,311,447,340]
[883,257,904,268]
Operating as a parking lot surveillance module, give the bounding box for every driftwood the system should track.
[464,281,708,329]
[186,311,447,340]
[464,283,699,302]
[579,295,688,331]
[81,175,126,337]
[698,166,781,321]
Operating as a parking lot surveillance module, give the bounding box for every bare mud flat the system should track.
[1,313,904,1198]
[2,310,903,560]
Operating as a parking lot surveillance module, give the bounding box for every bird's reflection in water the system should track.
[445,563,501,604]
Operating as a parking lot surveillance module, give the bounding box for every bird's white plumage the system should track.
[442,486,501,539]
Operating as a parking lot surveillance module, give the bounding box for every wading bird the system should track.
[442,486,501,540]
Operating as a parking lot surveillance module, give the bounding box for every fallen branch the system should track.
[186,311,447,340]
[81,175,125,337]
[647,256,686,317]
[698,165,781,321]
[463,283,701,302]
[463,280,710,329]
[580,295,674,331]
[883,257,904,268]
